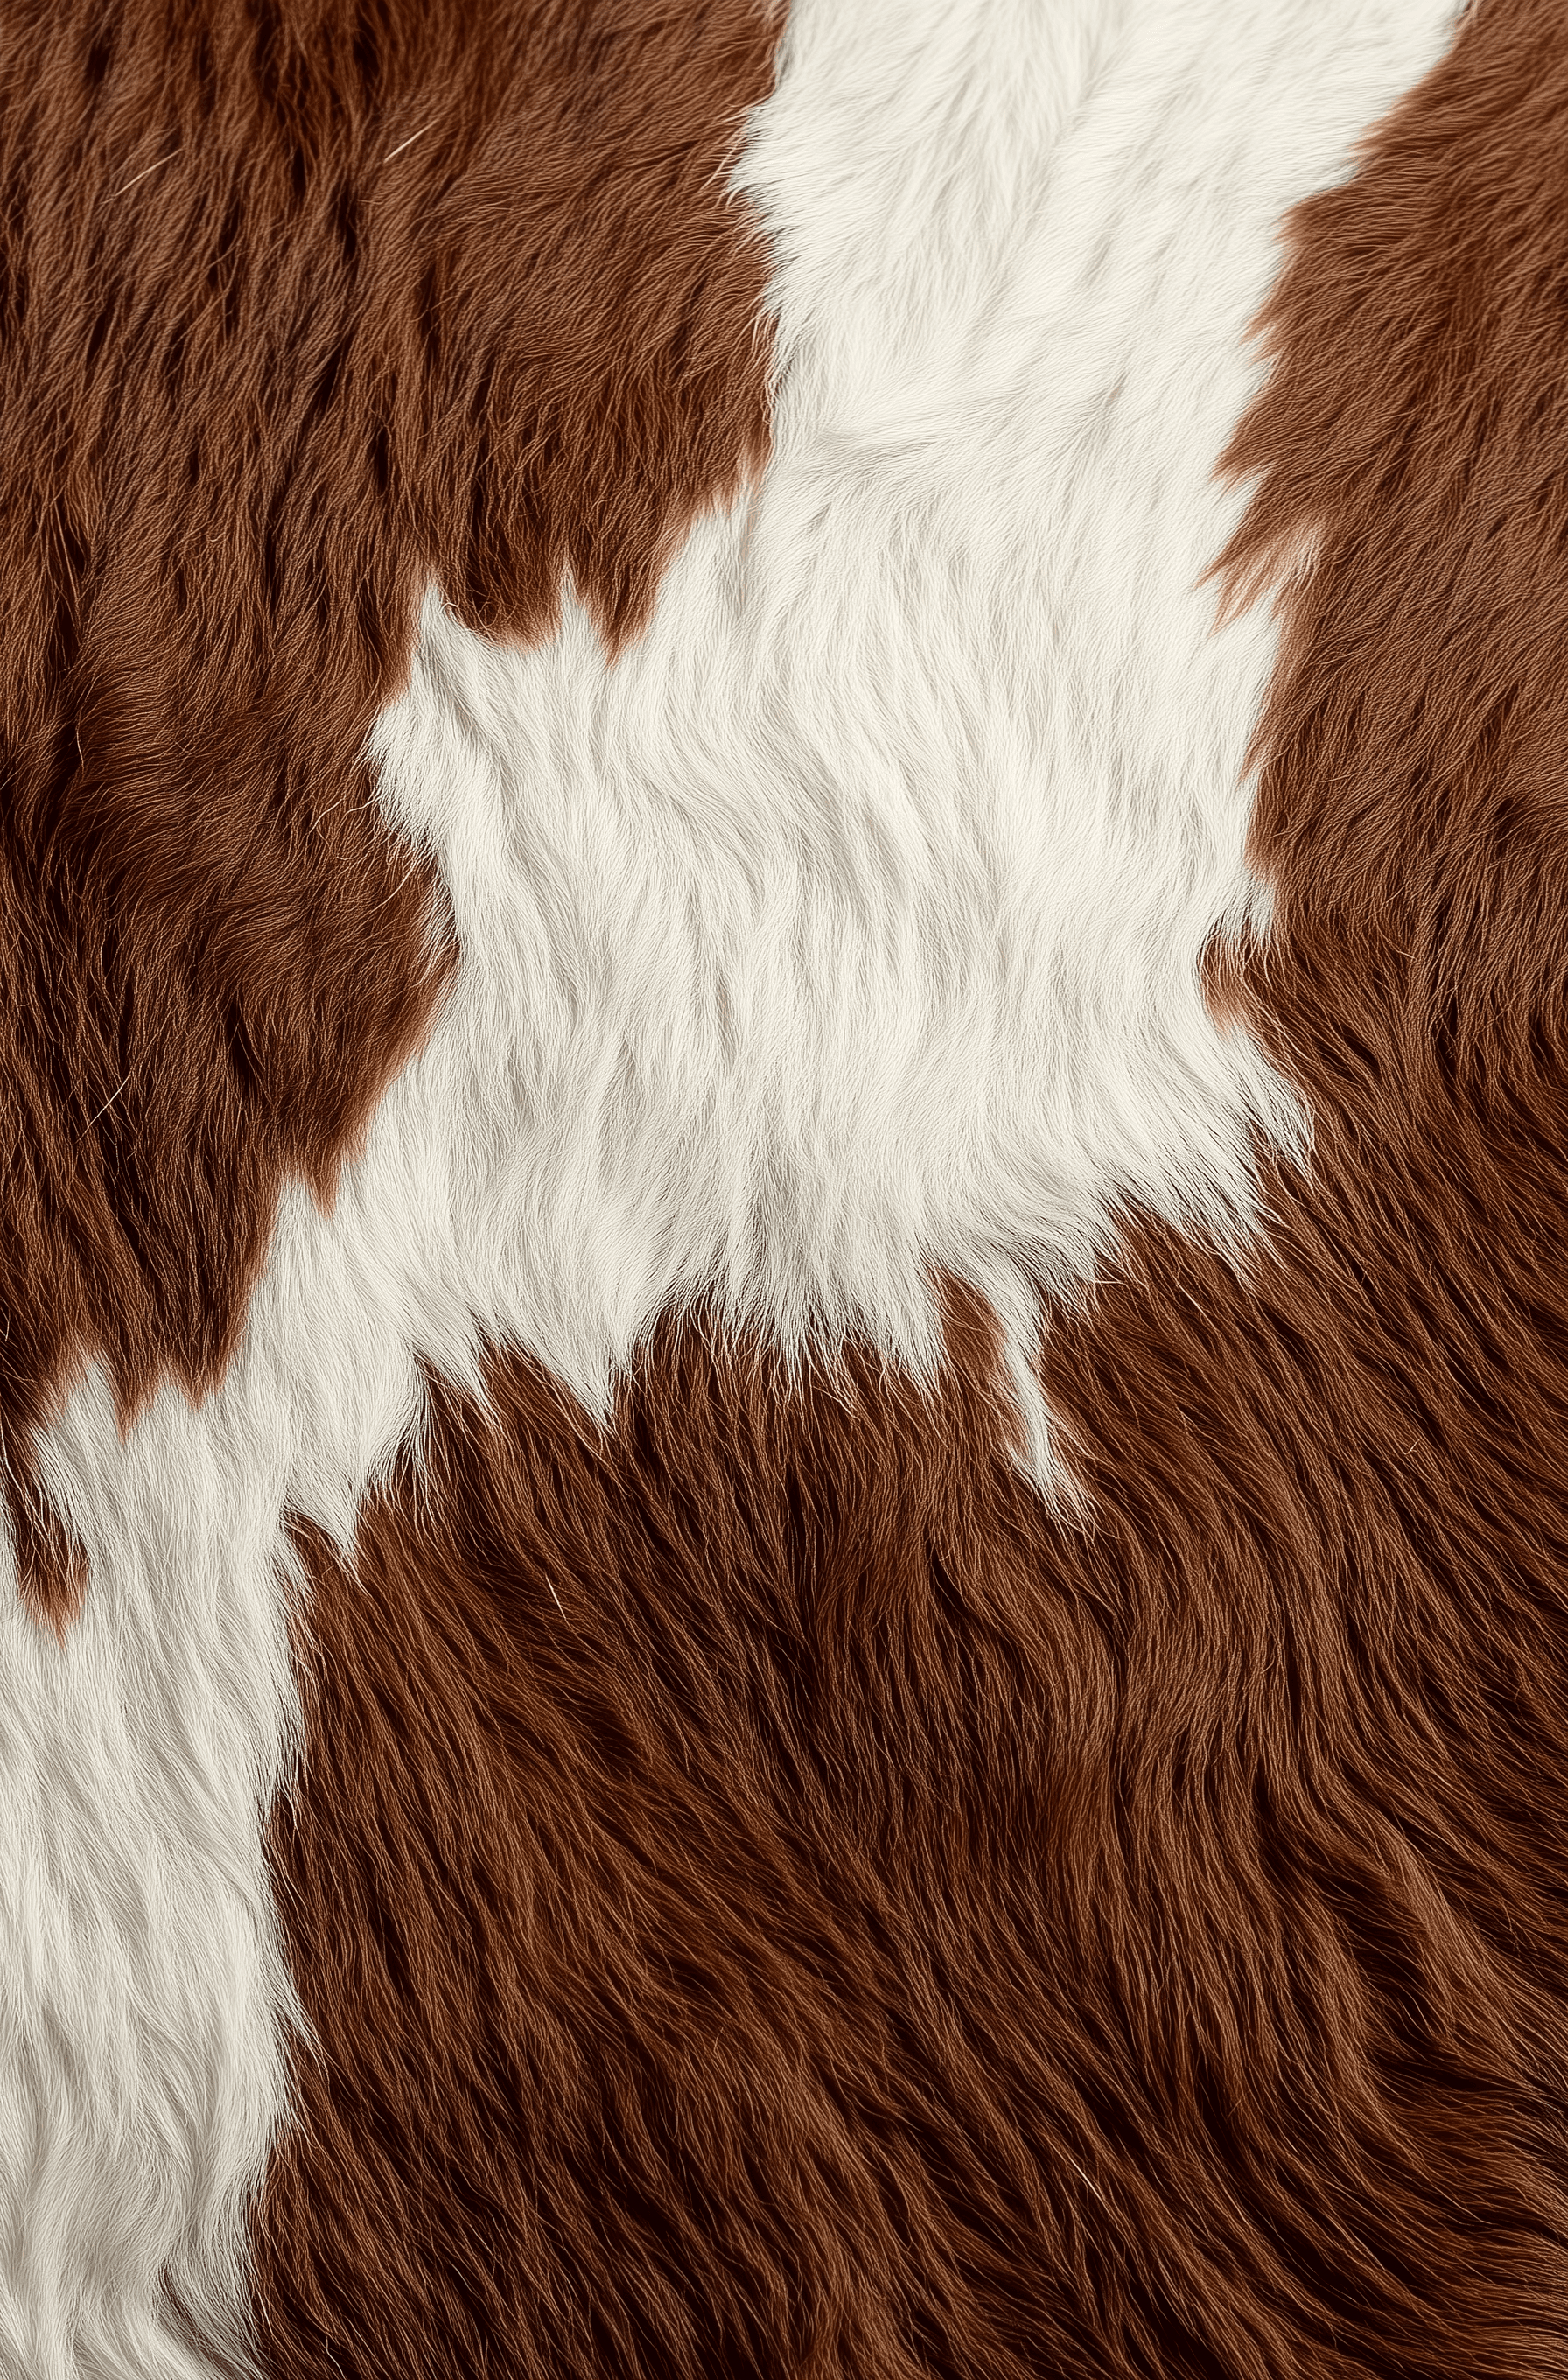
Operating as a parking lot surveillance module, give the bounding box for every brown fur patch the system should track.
[0,0,776,1624]
[258,2,1568,2373]
[262,1242,1568,2377]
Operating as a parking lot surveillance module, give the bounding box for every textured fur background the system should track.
[4,1,1568,2373]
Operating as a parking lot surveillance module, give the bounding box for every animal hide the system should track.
[3,0,1566,2372]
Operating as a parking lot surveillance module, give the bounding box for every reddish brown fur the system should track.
[0,0,776,1623]
[258,0,1568,2372]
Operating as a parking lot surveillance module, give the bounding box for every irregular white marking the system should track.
[0,1379,302,2380]
[0,4,1464,2370]
[368,0,1467,1438]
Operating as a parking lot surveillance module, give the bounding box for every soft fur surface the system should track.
[11,0,1568,2373]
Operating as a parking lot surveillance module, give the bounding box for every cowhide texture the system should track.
[4,2,1567,2374]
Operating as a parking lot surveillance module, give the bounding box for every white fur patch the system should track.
[0,2,1463,2369]
[0,1370,300,2379]
[365,0,1466,1430]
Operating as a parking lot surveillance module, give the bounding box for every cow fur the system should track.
[10,1,1568,2375]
